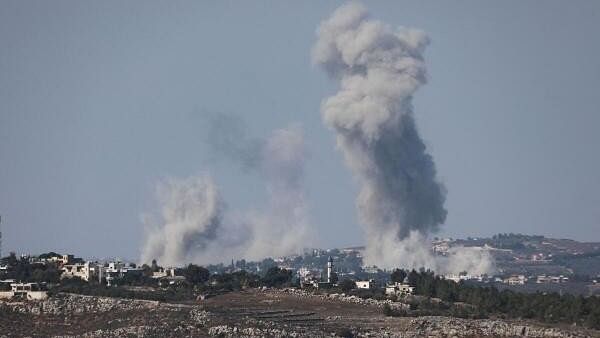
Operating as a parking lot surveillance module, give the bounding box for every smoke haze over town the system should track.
[2,1,600,267]
[3,3,600,337]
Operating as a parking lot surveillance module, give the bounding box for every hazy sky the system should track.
[2,1,599,260]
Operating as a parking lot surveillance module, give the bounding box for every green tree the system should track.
[339,279,356,292]
[390,269,407,283]
[182,264,210,284]
[261,267,292,287]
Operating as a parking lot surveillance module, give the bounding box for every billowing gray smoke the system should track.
[313,3,493,274]
[140,122,312,266]
[244,124,312,260]
[140,175,223,266]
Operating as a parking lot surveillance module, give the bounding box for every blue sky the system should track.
[1,1,599,259]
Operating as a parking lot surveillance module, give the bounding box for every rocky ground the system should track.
[1,290,598,337]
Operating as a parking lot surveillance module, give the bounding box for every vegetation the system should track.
[390,268,407,283]
[261,267,293,287]
[334,327,355,338]
[403,269,600,329]
[51,277,195,302]
[0,253,61,284]
[338,279,356,292]
[182,264,210,284]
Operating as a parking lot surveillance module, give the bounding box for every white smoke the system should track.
[140,174,223,266]
[242,124,313,260]
[313,2,494,275]
[140,124,313,266]
[443,246,496,276]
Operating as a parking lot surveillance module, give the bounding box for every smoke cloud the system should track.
[242,124,313,260]
[313,2,493,274]
[140,122,313,266]
[140,175,223,266]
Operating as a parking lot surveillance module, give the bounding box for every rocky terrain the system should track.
[1,290,598,337]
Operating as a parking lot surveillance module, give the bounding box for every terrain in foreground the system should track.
[1,290,599,338]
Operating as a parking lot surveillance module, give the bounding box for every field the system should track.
[1,289,599,337]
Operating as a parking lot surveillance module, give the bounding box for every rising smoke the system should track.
[242,124,313,260]
[140,122,313,266]
[313,3,493,274]
[140,175,223,266]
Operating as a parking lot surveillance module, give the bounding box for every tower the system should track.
[327,256,334,283]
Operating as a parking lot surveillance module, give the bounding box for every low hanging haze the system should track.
[1,1,600,261]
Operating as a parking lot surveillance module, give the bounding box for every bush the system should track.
[335,327,354,338]
[261,267,292,287]
[382,304,406,317]
[339,279,356,292]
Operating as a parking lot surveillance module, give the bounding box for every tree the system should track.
[7,252,17,266]
[339,279,356,292]
[182,264,210,284]
[390,269,407,283]
[261,267,292,287]
[151,259,160,272]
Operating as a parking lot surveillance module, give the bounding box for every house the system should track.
[536,275,569,284]
[0,282,48,300]
[158,275,187,287]
[504,275,527,285]
[355,279,375,289]
[385,277,415,297]
[45,254,75,266]
[101,262,143,286]
[151,267,178,279]
[62,261,99,282]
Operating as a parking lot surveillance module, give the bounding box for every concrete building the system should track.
[355,279,375,289]
[62,262,99,282]
[0,282,48,300]
[536,275,569,284]
[385,280,415,297]
[151,267,177,279]
[101,262,143,286]
[44,254,75,266]
[504,275,527,285]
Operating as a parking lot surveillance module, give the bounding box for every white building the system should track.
[62,262,99,282]
[151,267,177,279]
[101,262,143,286]
[536,275,569,284]
[504,275,527,285]
[355,279,375,289]
[385,281,415,296]
[0,282,48,300]
[43,254,75,266]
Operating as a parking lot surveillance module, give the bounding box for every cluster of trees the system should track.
[400,269,600,329]
[82,261,292,293]
[0,252,61,284]
[52,277,195,302]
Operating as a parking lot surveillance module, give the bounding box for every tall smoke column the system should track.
[243,124,313,259]
[313,3,447,269]
[140,174,223,267]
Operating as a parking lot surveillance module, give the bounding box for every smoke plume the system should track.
[140,174,223,266]
[313,3,493,274]
[242,124,313,260]
[140,122,312,266]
